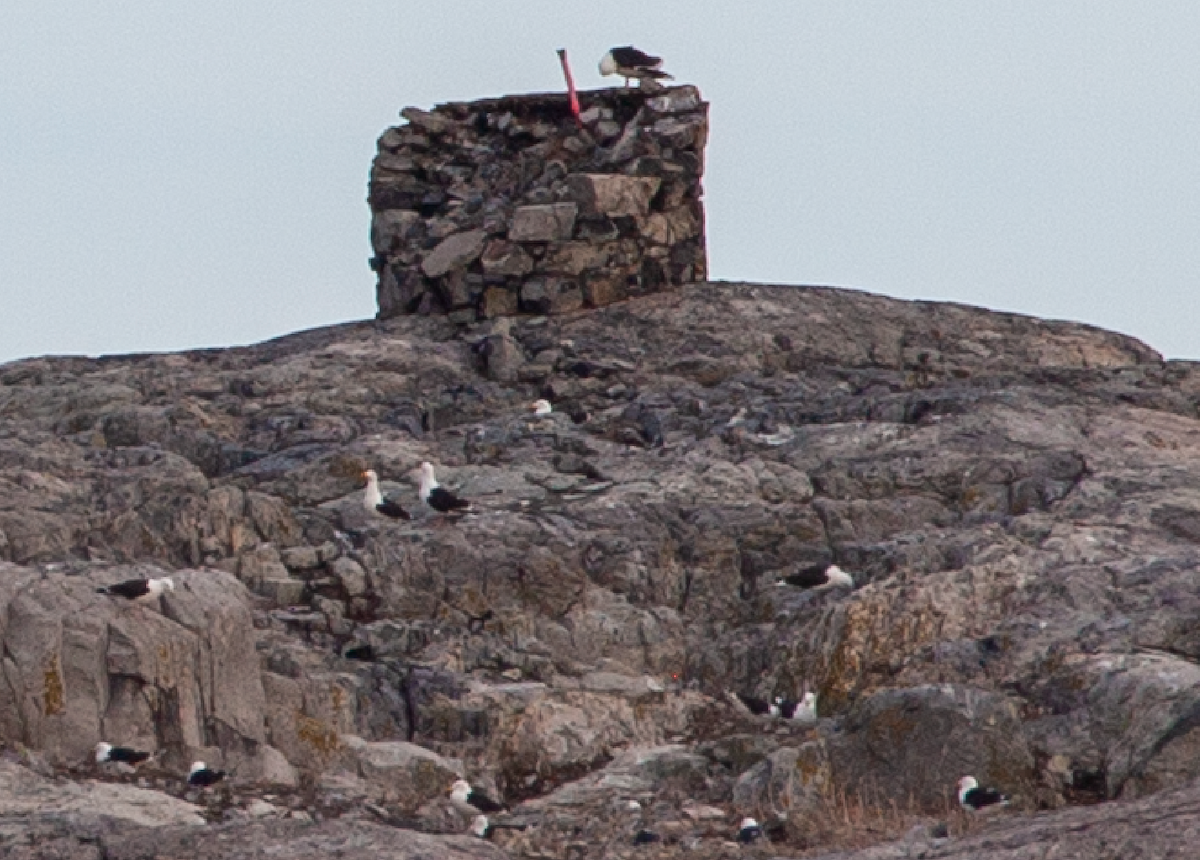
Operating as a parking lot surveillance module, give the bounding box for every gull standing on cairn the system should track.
[599,46,673,88]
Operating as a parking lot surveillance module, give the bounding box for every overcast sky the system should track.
[3,2,1199,364]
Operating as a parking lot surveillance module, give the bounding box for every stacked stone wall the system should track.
[368,86,708,321]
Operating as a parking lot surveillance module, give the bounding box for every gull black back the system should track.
[611,46,661,68]
[428,486,470,513]
[734,692,773,716]
[110,746,150,765]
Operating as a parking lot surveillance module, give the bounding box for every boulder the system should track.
[341,735,463,808]
[0,565,265,768]
[0,758,204,828]
[2,278,1197,858]
[827,685,1035,808]
[731,741,831,820]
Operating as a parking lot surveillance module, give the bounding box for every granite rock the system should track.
[3,280,1200,856]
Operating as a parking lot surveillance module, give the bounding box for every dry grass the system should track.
[774,786,988,856]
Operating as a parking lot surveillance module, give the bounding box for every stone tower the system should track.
[368,85,708,322]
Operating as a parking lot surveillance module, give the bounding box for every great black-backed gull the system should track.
[94,742,150,765]
[777,691,818,722]
[418,463,472,515]
[957,775,1009,810]
[451,779,503,813]
[470,814,528,839]
[187,761,226,787]
[599,46,673,87]
[729,691,780,717]
[530,399,553,416]
[362,469,411,520]
[96,576,174,601]
[775,564,854,590]
[736,817,764,843]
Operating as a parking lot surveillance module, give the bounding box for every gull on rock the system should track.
[94,742,150,766]
[187,761,226,787]
[957,775,1010,811]
[736,817,764,843]
[96,577,174,601]
[729,690,818,722]
[361,469,411,520]
[451,779,503,813]
[470,814,528,839]
[418,463,472,516]
[777,691,818,722]
[775,564,854,590]
[728,691,780,718]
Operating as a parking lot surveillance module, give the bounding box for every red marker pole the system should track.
[557,48,582,125]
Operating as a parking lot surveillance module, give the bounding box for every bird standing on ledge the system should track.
[95,742,151,766]
[957,775,1010,811]
[775,563,855,590]
[736,817,765,843]
[362,469,411,520]
[599,46,673,88]
[417,462,472,516]
[727,690,780,717]
[95,576,174,601]
[187,761,226,787]
[470,814,529,839]
[451,779,504,813]
[778,691,818,722]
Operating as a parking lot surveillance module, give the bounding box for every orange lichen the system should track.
[296,714,340,755]
[43,658,64,716]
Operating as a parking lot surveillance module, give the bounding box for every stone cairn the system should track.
[368,85,708,322]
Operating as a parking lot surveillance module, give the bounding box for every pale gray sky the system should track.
[3,2,1199,364]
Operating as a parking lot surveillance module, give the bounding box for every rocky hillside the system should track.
[4,281,1200,858]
